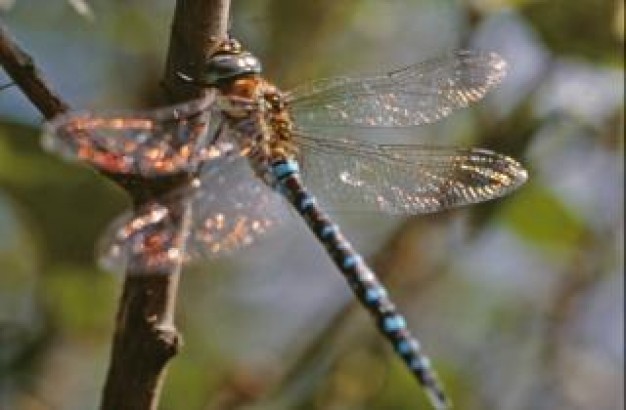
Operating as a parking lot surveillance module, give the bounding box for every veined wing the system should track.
[295,134,527,215]
[288,51,507,131]
[187,153,292,259]
[42,95,225,177]
[98,200,187,274]
[99,155,291,274]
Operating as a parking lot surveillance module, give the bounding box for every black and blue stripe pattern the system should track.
[272,159,450,409]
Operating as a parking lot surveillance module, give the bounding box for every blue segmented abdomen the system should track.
[270,159,451,409]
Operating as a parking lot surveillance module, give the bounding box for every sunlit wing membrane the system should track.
[287,51,507,131]
[295,134,527,214]
[42,96,222,177]
[99,155,292,274]
[187,154,292,259]
[98,201,188,274]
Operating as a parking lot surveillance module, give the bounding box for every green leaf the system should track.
[522,0,624,65]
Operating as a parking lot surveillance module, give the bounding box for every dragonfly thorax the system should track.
[214,75,298,174]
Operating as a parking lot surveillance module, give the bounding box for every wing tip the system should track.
[455,49,508,85]
[498,153,528,187]
[486,51,508,85]
[468,147,528,192]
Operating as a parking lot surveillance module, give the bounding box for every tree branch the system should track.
[164,0,231,102]
[0,21,69,119]
[100,1,230,409]
[2,3,229,409]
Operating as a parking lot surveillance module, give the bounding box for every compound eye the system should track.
[199,52,262,86]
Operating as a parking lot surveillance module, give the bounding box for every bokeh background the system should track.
[0,1,623,409]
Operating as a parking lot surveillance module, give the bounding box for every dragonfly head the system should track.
[198,38,262,86]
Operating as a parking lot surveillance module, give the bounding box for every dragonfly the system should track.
[44,37,527,409]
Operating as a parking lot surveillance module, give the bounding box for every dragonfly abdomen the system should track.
[271,159,451,409]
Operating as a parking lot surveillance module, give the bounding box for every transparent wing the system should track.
[186,154,292,259]
[98,201,187,274]
[99,154,291,274]
[288,51,507,131]
[295,134,527,214]
[42,96,223,177]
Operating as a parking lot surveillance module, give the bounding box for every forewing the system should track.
[288,51,507,131]
[43,96,220,177]
[296,134,527,215]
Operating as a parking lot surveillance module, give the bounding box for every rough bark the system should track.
[0,22,69,119]
[100,1,231,409]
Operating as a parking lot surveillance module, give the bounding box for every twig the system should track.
[1,3,229,409]
[0,21,69,118]
[100,1,230,409]
[163,0,231,103]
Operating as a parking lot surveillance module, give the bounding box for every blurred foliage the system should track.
[42,264,116,337]
[0,0,623,409]
[522,0,623,64]
[0,121,127,265]
[499,183,587,252]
